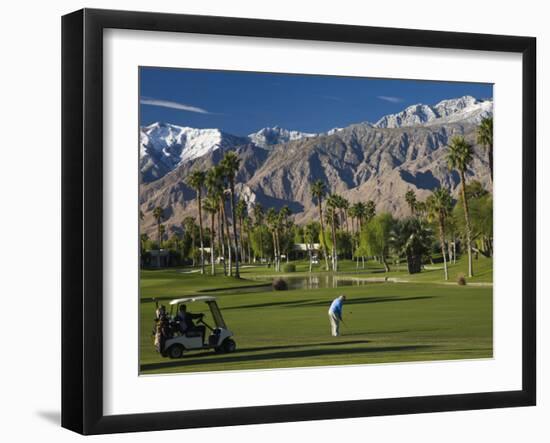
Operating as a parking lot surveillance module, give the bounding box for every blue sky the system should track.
[139,67,493,136]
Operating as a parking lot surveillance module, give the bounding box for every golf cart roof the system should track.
[169,296,218,305]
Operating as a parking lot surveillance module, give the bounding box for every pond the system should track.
[217,274,385,295]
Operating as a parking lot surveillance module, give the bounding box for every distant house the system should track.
[147,249,170,268]
[293,243,321,252]
[293,243,321,262]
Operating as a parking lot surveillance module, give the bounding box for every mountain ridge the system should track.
[138,96,493,237]
[140,95,492,183]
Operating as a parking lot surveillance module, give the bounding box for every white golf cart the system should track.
[155,296,236,359]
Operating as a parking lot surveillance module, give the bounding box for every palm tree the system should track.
[351,201,369,268]
[140,233,149,268]
[405,188,417,217]
[447,135,475,277]
[159,224,166,248]
[327,194,340,271]
[235,198,247,264]
[220,152,241,278]
[415,200,427,219]
[202,197,218,275]
[152,206,163,247]
[206,167,227,276]
[152,206,163,267]
[427,187,453,280]
[182,217,196,266]
[304,222,317,272]
[242,215,253,265]
[365,200,376,224]
[253,204,265,264]
[278,205,293,263]
[477,117,493,184]
[352,202,366,231]
[348,203,358,258]
[389,217,432,274]
[340,196,350,233]
[187,170,206,274]
[310,180,330,271]
[266,207,279,271]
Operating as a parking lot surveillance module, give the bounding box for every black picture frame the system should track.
[62,8,536,435]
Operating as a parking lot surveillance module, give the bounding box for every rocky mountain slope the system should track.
[139,96,492,237]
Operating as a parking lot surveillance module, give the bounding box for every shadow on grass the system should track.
[243,339,371,353]
[301,295,436,308]
[140,344,432,372]
[342,330,410,336]
[226,295,436,311]
[224,299,317,310]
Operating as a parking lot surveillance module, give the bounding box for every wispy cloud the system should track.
[320,95,344,103]
[377,95,404,104]
[140,97,210,114]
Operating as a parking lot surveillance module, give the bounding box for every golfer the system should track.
[328,295,346,336]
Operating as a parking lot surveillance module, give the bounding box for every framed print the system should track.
[61,8,536,435]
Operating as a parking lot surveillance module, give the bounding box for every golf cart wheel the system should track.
[167,344,184,359]
[222,338,236,353]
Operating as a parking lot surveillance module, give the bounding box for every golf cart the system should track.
[153,296,236,359]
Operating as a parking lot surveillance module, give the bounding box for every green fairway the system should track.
[140,256,493,374]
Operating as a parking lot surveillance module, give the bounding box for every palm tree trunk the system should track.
[308,242,313,272]
[259,229,264,266]
[210,213,216,276]
[271,231,277,269]
[238,216,245,264]
[439,219,448,281]
[228,182,240,278]
[318,202,330,271]
[156,221,161,268]
[460,170,474,277]
[358,218,365,269]
[246,227,252,264]
[275,230,281,272]
[191,232,195,267]
[197,192,205,274]
[222,201,232,277]
[345,209,350,234]
[218,205,227,276]
[330,215,337,272]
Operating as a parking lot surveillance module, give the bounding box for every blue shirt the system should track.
[329,297,344,319]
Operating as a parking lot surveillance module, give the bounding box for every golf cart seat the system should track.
[184,329,202,338]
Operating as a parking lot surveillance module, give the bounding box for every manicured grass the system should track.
[139,256,492,374]
[379,254,493,283]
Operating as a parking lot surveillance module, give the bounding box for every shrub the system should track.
[272,278,288,291]
[457,274,467,286]
[283,263,296,273]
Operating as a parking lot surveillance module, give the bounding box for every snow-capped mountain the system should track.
[247,126,316,148]
[374,95,492,128]
[140,122,249,182]
[326,127,345,135]
[139,96,493,183]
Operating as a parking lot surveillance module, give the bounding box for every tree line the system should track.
[141,117,493,281]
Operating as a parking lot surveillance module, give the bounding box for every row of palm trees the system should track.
[403,116,493,280]
[308,116,493,280]
[149,152,242,277]
[310,180,377,272]
[144,117,493,280]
